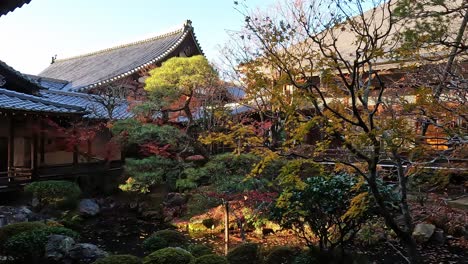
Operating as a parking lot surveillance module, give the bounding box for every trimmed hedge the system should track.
[189,244,213,257]
[226,243,259,264]
[92,254,142,264]
[194,254,228,264]
[4,226,79,260]
[150,229,188,247]
[25,180,81,208]
[143,236,168,253]
[265,246,296,264]
[143,247,194,264]
[0,221,47,251]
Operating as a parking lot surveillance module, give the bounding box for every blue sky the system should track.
[0,0,275,74]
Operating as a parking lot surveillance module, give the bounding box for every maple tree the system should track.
[220,0,467,262]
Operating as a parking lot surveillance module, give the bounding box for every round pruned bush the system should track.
[0,221,47,251]
[150,229,188,247]
[194,254,228,264]
[143,235,168,253]
[189,244,213,257]
[25,180,81,209]
[92,254,142,264]
[4,226,79,261]
[226,243,260,264]
[143,247,194,264]
[264,246,297,264]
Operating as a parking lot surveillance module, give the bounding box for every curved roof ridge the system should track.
[55,24,187,63]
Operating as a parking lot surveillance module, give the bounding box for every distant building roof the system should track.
[0,0,31,17]
[0,87,84,114]
[39,20,204,92]
[39,89,133,120]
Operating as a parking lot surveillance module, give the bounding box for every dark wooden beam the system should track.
[7,116,14,181]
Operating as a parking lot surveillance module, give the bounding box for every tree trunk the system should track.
[224,201,230,256]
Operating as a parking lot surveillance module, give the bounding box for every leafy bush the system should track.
[147,230,188,248]
[189,244,213,257]
[178,153,276,193]
[0,221,47,251]
[120,156,180,193]
[143,235,168,253]
[273,173,369,251]
[264,246,297,264]
[186,193,221,217]
[92,254,141,264]
[194,254,228,264]
[25,180,81,208]
[4,226,79,260]
[226,243,259,264]
[202,218,215,229]
[143,247,194,264]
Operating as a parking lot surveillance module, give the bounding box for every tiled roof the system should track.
[38,20,203,92]
[39,89,133,120]
[0,60,43,93]
[0,87,84,114]
[0,0,31,17]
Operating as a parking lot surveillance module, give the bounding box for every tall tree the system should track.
[227,0,467,262]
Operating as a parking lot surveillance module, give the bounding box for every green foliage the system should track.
[143,236,168,253]
[4,226,79,260]
[188,244,213,257]
[226,243,260,264]
[0,221,47,251]
[112,121,188,149]
[145,55,216,98]
[143,247,194,264]
[292,252,316,264]
[273,174,369,251]
[120,156,180,193]
[186,193,222,217]
[24,180,81,209]
[147,230,188,248]
[194,254,228,264]
[178,153,276,193]
[264,246,297,264]
[92,254,142,264]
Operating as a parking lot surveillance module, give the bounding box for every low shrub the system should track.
[189,244,213,257]
[0,221,47,251]
[143,247,194,264]
[202,218,215,229]
[226,243,259,264]
[142,236,168,253]
[4,226,79,261]
[150,229,188,247]
[194,254,228,264]
[264,246,297,264]
[25,180,81,209]
[186,193,221,217]
[92,254,141,264]
[292,252,316,264]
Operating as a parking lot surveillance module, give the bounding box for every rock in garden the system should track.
[431,228,445,244]
[67,243,108,263]
[413,223,436,243]
[164,193,187,207]
[79,199,100,216]
[45,235,76,262]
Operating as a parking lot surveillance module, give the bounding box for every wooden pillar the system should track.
[72,127,78,166]
[7,116,14,181]
[32,128,38,180]
[224,201,230,256]
[40,120,45,164]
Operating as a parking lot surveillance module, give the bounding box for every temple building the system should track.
[0,1,204,189]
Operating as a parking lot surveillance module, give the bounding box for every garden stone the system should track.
[413,223,435,243]
[45,235,76,262]
[164,193,187,207]
[79,199,100,216]
[430,228,445,244]
[67,243,108,263]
